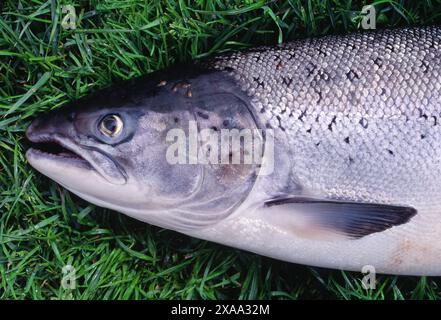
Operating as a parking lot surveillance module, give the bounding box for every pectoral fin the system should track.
[263,197,417,240]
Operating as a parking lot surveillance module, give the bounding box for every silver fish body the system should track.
[27,26,441,275]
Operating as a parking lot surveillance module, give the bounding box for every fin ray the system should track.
[264,197,417,239]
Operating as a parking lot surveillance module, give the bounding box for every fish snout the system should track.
[26,116,44,142]
[26,111,74,143]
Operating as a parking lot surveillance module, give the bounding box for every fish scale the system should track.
[206,26,441,208]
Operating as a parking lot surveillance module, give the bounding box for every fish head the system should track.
[26,70,266,231]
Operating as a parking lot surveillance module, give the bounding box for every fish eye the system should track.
[99,114,123,137]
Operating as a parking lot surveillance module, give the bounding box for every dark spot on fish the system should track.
[260,108,266,113]
[315,89,323,104]
[306,128,312,133]
[421,60,430,73]
[223,119,232,127]
[317,47,327,57]
[346,69,359,81]
[344,136,350,144]
[418,108,428,120]
[282,76,293,86]
[381,88,386,95]
[328,116,337,132]
[253,76,265,88]
[316,142,321,147]
[421,134,426,139]
[433,116,437,126]
[276,61,283,70]
[305,62,316,77]
[174,117,179,123]
[373,57,383,68]
[387,149,394,156]
[315,115,320,122]
[386,43,395,52]
[317,70,330,82]
[265,122,272,129]
[211,126,218,132]
[359,117,368,129]
[347,42,357,50]
[197,111,209,120]
[298,109,307,122]
[348,156,354,163]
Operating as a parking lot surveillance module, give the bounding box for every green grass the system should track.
[1,0,441,300]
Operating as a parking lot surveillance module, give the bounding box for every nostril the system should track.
[26,118,40,140]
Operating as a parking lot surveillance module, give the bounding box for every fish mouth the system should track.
[26,130,127,185]
[26,134,93,170]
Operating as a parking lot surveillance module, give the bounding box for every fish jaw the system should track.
[25,136,126,204]
[26,146,101,191]
[25,142,149,215]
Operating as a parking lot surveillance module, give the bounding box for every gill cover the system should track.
[137,70,265,231]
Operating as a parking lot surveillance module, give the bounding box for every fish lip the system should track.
[26,147,95,173]
[26,132,127,184]
[26,133,94,170]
